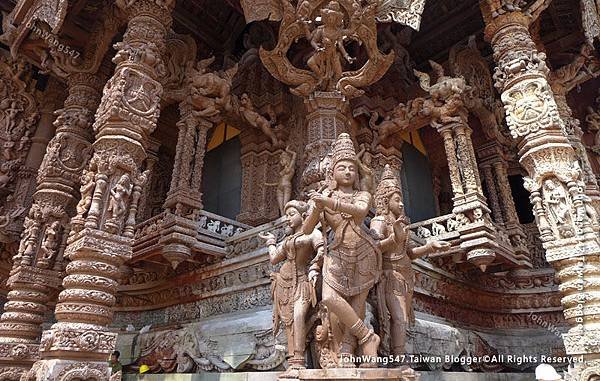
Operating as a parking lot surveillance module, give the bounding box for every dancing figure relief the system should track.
[251,0,393,98]
[107,174,133,221]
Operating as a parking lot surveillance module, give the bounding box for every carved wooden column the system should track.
[434,121,490,222]
[301,92,350,191]
[136,138,160,222]
[438,126,464,199]
[481,164,504,224]
[23,1,174,380]
[0,72,103,380]
[160,102,211,268]
[550,66,600,216]
[483,8,600,379]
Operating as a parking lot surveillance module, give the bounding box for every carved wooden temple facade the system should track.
[0,0,599,380]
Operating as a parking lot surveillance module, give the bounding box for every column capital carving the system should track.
[116,0,175,26]
[483,11,531,42]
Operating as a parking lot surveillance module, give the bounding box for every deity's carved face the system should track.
[333,159,357,188]
[285,206,303,229]
[388,192,404,217]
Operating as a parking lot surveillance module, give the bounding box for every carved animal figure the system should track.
[206,220,221,233]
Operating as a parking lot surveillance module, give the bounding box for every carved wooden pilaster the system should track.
[160,105,211,268]
[438,126,464,198]
[136,138,160,222]
[483,8,600,379]
[436,122,489,219]
[481,165,503,224]
[0,72,102,378]
[24,1,174,380]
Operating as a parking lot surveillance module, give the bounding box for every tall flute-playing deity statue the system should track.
[303,133,404,367]
[371,165,451,356]
[259,200,324,373]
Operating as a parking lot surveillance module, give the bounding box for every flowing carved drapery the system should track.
[483,6,600,380]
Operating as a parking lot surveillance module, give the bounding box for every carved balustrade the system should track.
[482,3,600,379]
[409,213,530,272]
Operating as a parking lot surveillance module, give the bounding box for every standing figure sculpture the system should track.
[108,174,133,221]
[266,146,297,216]
[306,1,355,91]
[356,144,375,195]
[303,133,406,367]
[259,200,324,374]
[371,165,450,357]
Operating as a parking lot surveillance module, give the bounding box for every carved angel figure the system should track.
[107,174,133,221]
[356,144,375,194]
[239,93,280,146]
[371,165,451,356]
[265,146,297,216]
[258,200,324,374]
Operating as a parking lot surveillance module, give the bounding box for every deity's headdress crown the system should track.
[330,133,357,169]
[375,164,403,215]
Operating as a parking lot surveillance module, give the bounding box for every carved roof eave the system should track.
[8,0,68,55]
[3,1,123,80]
[240,0,427,31]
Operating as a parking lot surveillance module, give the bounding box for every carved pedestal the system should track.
[484,9,600,380]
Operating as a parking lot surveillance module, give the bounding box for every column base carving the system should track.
[23,359,111,381]
[39,323,118,359]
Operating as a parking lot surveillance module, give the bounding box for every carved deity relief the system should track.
[449,36,512,146]
[238,93,281,147]
[241,0,394,98]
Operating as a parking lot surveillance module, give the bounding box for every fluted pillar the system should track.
[0,73,103,380]
[23,1,174,380]
[483,7,600,380]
